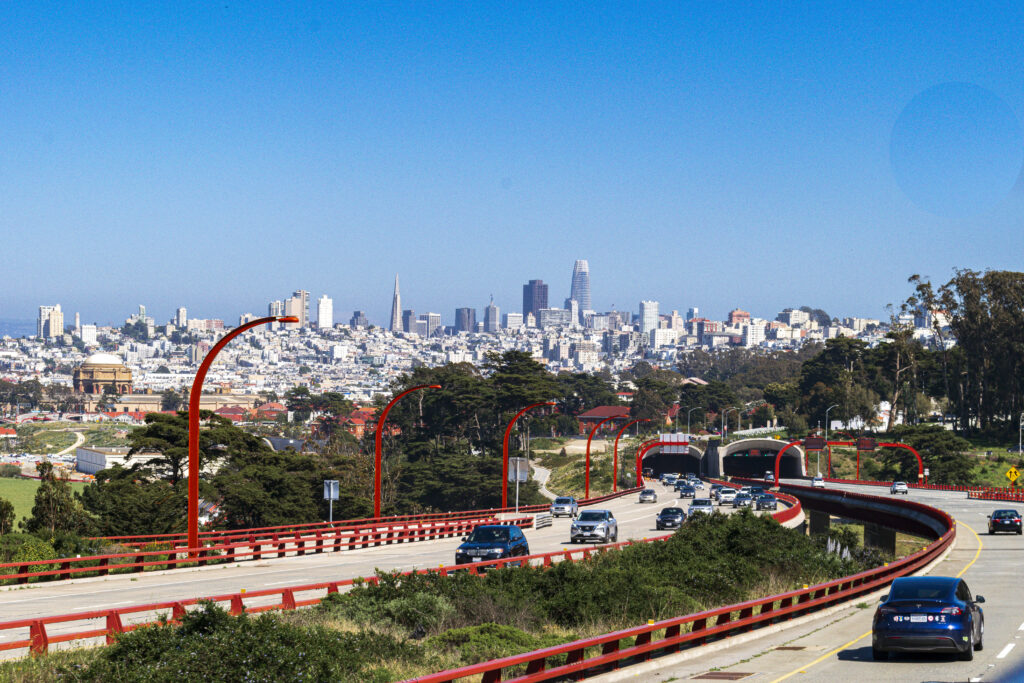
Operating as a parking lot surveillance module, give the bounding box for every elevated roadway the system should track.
[606,479,1024,682]
[0,480,790,655]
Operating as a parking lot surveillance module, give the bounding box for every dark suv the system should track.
[455,525,530,565]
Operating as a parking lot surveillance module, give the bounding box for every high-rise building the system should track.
[686,307,699,320]
[350,310,368,328]
[284,297,304,329]
[419,313,442,337]
[74,312,81,336]
[316,295,333,329]
[290,290,310,327]
[564,298,580,327]
[538,308,573,329]
[728,309,751,326]
[402,309,416,333]
[484,298,500,333]
[503,312,523,329]
[455,307,476,333]
[639,300,659,335]
[522,279,548,319]
[389,275,402,332]
[80,324,97,346]
[176,307,188,328]
[570,260,592,312]
[37,304,63,339]
[268,300,284,317]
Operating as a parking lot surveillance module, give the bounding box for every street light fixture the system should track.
[723,407,739,440]
[373,383,442,518]
[612,418,649,492]
[1018,412,1023,457]
[502,402,557,509]
[187,315,298,554]
[823,404,839,477]
[585,414,628,499]
[686,406,703,437]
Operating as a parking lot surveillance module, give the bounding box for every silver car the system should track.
[639,489,658,503]
[718,488,737,505]
[688,498,714,517]
[550,496,578,517]
[570,509,618,543]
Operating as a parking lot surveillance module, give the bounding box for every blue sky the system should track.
[2,2,1024,327]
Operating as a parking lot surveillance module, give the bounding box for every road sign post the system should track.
[1007,466,1020,486]
[324,479,339,523]
[509,457,529,513]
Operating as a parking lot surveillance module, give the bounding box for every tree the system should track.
[161,389,183,411]
[79,466,188,536]
[21,462,94,536]
[0,497,13,535]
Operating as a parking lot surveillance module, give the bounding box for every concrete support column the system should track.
[863,523,897,554]
[808,510,831,536]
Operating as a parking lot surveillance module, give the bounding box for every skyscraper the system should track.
[37,304,63,339]
[402,309,416,333]
[484,297,500,333]
[455,307,476,333]
[419,312,441,337]
[175,307,188,328]
[639,300,659,335]
[522,279,548,319]
[570,260,591,312]
[350,310,368,328]
[389,275,402,332]
[317,295,333,329]
[291,290,310,327]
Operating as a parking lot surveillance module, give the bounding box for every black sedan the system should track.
[656,507,686,530]
[988,509,1022,534]
[676,484,696,498]
[754,493,778,511]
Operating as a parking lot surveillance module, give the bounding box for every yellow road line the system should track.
[768,518,983,682]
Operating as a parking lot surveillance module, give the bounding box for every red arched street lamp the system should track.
[502,402,556,509]
[373,384,441,518]
[585,414,628,498]
[635,439,662,487]
[188,315,298,554]
[612,418,649,492]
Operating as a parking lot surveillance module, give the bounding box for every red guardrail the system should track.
[966,487,1024,502]
[404,484,953,682]
[97,488,644,548]
[0,516,533,585]
[0,486,756,656]
[822,477,970,492]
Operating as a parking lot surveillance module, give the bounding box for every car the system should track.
[764,470,775,482]
[709,484,724,499]
[688,498,714,517]
[550,496,578,517]
[748,486,765,497]
[639,489,658,503]
[987,509,1022,534]
[811,476,825,488]
[733,492,753,508]
[738,486,753,495]
[663,474,678,486]
[718,488,737,505]
[755,493,778,511]
[655,506,686,529]
[890,481,909,495]
[677,484,696,498]
[689,479,705,490]
[872,576,984,661]
[455,525,530,566]
[570,509,618,543]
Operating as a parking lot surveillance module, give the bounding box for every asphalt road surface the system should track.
[609,479,1024,683]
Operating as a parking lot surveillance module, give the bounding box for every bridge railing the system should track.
[0,516,533,586]
[966,486,1024,502]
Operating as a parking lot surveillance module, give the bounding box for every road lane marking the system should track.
[1018,620,1024,631]
[79,601,133,611]
[769,516,983,682]
[998,643,1015,659]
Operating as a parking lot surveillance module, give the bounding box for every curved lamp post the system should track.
[686,406,703,436]
[188,315,298,554]
[502,402,556,509]
[612,418,649,492]
[823,404,839,477]
[722,407,739,440]
[374,384,441,518]
[585,414,628,498]
[635,438,661,487]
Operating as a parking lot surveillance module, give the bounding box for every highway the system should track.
[608,480,1024,683]
[0,480,786,655]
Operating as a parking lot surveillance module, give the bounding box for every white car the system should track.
[811,476,825,488]
[688,499,714,517]
[550,497,578,517]
[890,481,909,495]
[689,479,705,490]
[718,488,737,504]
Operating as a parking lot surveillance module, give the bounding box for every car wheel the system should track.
[960,644,974,661]
[975,630,984,651]
[871,646,887,661]
[988,528,994,535]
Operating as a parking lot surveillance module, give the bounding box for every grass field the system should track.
[0,477,87,525]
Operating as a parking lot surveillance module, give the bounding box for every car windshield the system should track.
[692,499,712,506]
[466,528,509,543]
[888,579,954,600]
[893,482,906,486]
[577,511,608,522]
[993,510,1020,519]
[642,489,655,494]
[554,498,573,504]
[660,508,683,515]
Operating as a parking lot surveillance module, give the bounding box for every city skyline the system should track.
[3,6,1023,326]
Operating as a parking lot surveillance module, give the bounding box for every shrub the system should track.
[0,464,21,478]
[11,537,58,575]
[426,623,567,665]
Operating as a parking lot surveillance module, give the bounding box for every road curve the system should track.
[601,480,1024,683]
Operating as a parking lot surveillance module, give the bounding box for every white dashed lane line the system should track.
[997,643,1016,659]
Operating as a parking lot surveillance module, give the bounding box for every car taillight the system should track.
[878,606,898,616]
[1014,518,1021,523]
[940,606,963,616]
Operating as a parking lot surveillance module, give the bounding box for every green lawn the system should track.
[0,477,87,525]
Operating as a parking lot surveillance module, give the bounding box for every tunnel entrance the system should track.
[642,451,704,477]
[722,451,801,479]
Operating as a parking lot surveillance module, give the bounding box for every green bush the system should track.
[0,464,21,478]
[61,601,421,682]
[12,537,57,575]
[426,623,567,665]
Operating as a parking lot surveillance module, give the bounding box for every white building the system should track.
[639,300,659,335]
[317,295,334,329]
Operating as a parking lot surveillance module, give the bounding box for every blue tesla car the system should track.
[872,576,984,661]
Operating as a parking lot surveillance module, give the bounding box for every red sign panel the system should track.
[856,437,877,451]
[749,449,761,457]
[803,436,826,450]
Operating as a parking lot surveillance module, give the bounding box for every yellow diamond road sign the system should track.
[1007,466,1020,484]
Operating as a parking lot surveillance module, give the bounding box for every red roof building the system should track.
[577,406,631,434]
